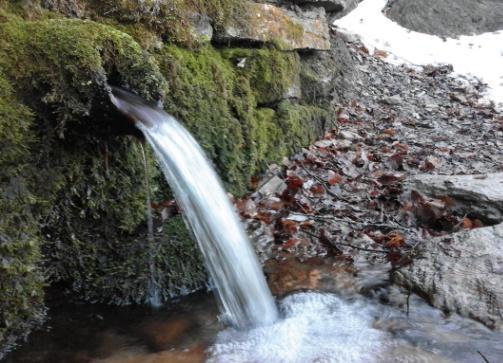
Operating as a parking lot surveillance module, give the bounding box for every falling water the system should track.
[139,143,161,307]
[110,88,278,329]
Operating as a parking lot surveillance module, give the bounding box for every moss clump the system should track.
[155,44,250,193]
[0,17,166,134]
[0,74,45,356]
[155,44,328,193]
[221,48,301,105]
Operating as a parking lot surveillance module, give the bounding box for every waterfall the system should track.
[110,88,278,329]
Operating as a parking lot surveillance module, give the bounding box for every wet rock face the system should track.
[385,0,503,37]
[215,1,331,50]
[407,173,503,224]
[394,223,503,330]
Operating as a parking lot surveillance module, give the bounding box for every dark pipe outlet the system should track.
[109,87,157,129]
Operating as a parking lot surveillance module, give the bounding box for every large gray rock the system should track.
[385,0,503,37]
[214,1,331,50]
[395,223,503,330]
[301,33,360,107]
[407,173,503,223]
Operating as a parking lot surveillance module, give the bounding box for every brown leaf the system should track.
[374,48,389,59]
[286,175,304,191]
[280,219,298,234]
[310,183,325,194]
[377,174,402,185]
[319,228,342,256]
[385,233,405,248]
[327,170,343,185]
[282,238,299,249]
[382,128,396,137]
[255,211,274,224]
[300,220,315,230]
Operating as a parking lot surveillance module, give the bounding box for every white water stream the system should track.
[111,88,278,329]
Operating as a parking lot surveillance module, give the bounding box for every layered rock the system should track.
[215,1,331,50]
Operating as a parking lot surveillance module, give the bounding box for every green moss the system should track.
[0,74,45,355]
[0,17,166,134]
[155,44,250,193]
[276,100,329,153]
[0,8,334,354]
[221,48,301,105]
[155,44,327,193]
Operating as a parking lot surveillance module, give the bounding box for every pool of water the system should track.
[4,289,503,363]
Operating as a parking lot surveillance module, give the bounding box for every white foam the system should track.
[208,292,390,363]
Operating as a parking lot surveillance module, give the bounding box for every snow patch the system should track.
[334,0,503,109]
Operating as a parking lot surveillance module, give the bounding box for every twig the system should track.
[300,165,352,202]
[292,213,409,231]
[406,288,411,316]
[303,230,390,254]
[477,351,491,363]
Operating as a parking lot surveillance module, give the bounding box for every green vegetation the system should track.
[0,73,45,352]
[0,0,334,354]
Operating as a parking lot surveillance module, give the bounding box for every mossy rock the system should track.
[0,17,166,132]
[0,7,334,355]
[221,48,301,105]
[0,73,45,357]
[155,44,324,194]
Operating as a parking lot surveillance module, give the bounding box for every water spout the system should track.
[111,88,278,329]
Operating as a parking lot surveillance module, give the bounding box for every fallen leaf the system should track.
[310,183,325,194]
[286,175,304,191]
[280,219,298,234]
[327,170,343,185]
[282,238,299,249]
[385,233,405,248]
[374,48,389,59]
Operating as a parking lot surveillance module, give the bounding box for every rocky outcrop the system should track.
[394,223,503,330]
[385,0,503,37]
[215,1,331,50]
[407,173,503,223]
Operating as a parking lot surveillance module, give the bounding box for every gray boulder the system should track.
[385,0,503,37]
[394,223,503,330]
[407,173,503,223]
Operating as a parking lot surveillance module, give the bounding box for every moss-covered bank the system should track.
[0,1,334,355]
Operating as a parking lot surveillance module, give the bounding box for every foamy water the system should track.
[208,292,503,363]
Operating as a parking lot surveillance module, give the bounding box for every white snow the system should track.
[334,0,503,109]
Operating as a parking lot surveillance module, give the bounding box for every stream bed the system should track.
[4,289,503,363]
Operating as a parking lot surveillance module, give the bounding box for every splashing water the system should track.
[110,88,278,329]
